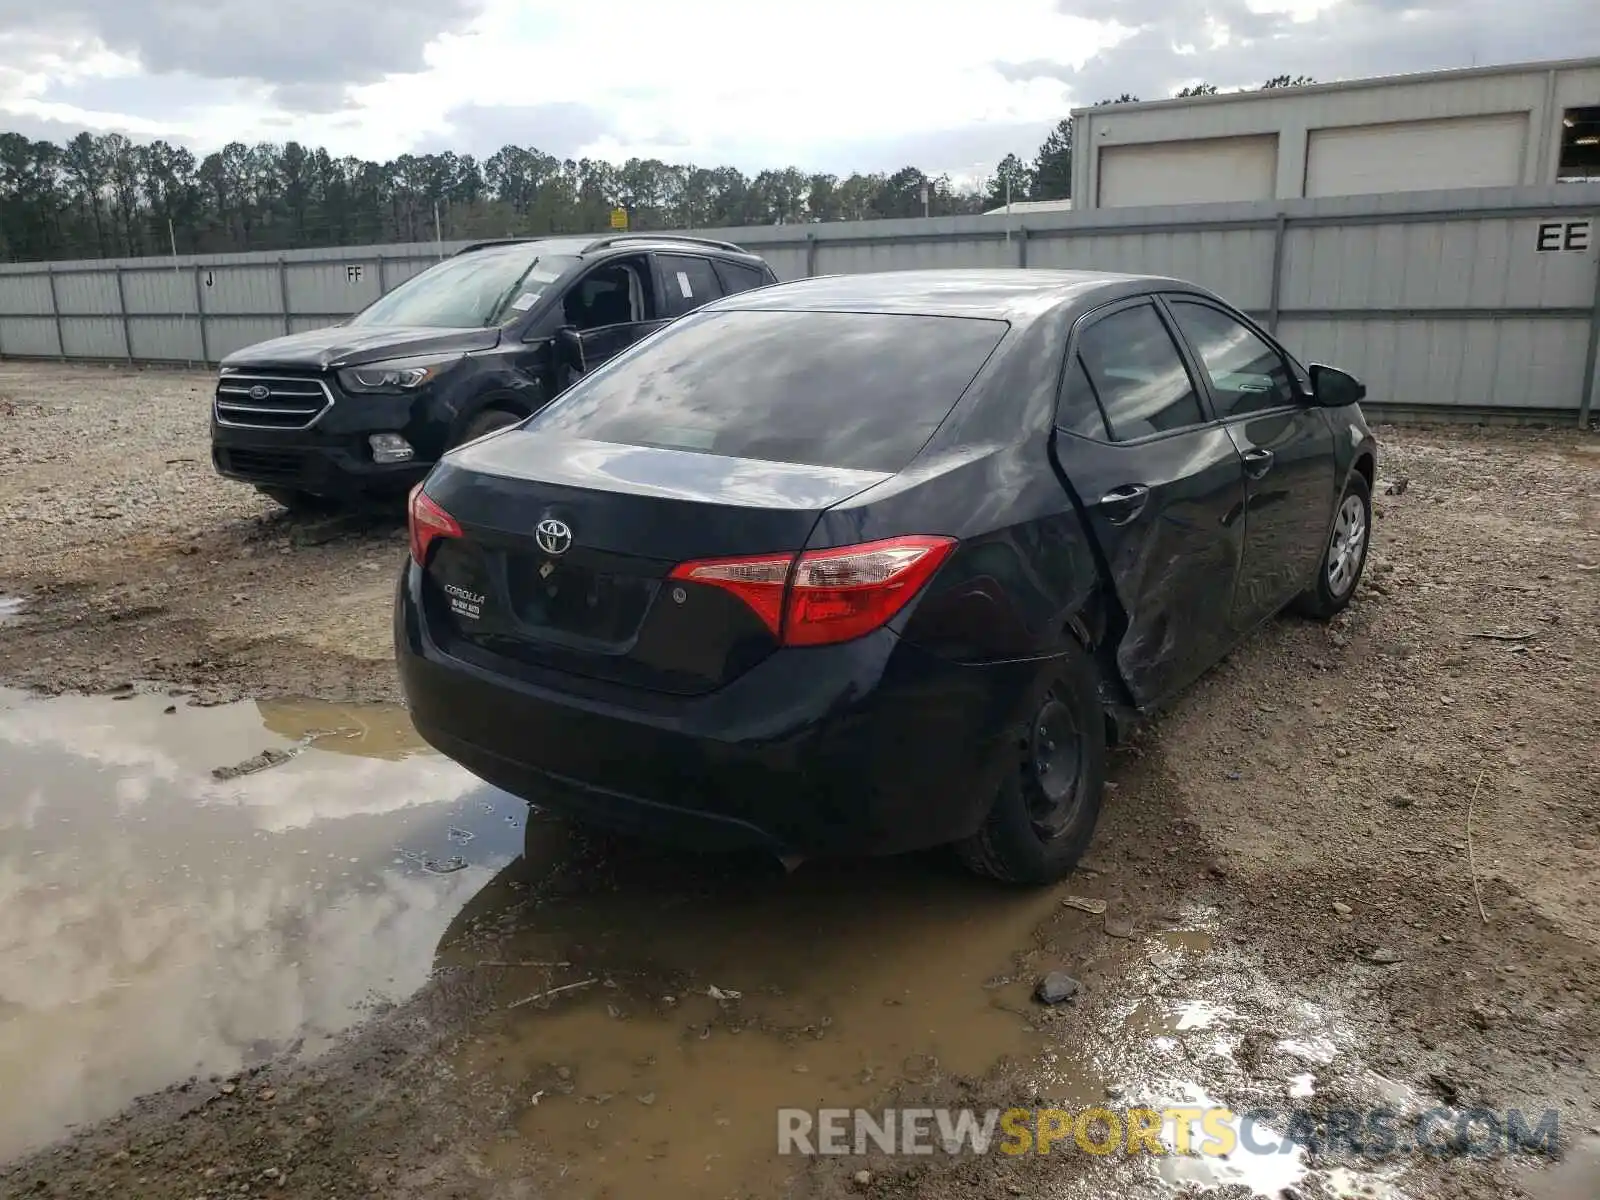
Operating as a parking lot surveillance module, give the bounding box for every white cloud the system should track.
[0,688,517,1158]
[1004,0,1600,105]
[0,0,1109,170]
[0,0,1594,173]
[0,691,481,832]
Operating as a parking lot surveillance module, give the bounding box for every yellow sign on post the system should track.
[609,207,628,230]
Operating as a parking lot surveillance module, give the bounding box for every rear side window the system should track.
[713,259,772,295]
[656,254,722,317]
[526,309,1008,473]
[1076,303,1205,440]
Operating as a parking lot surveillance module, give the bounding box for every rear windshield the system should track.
[527,309,1008,473]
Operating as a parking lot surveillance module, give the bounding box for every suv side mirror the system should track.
[556,324,587,375]
[1308,363,1366,408]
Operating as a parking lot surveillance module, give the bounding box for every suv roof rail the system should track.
[450,237,540,257]
[585,233,747,254]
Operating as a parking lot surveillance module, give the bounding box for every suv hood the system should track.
[219,325,502,371]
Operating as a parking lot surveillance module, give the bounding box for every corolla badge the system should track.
[247,384,271,401]
[535,517,573,556]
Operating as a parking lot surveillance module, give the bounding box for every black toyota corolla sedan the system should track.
[395,269,1377,884]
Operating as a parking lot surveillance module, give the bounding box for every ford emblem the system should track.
[535,517,573,556]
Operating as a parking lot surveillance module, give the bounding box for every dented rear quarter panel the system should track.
[820,307,1123,686]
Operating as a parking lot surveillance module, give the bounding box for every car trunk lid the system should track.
[419,433,891,695]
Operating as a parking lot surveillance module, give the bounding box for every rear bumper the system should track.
[394,563,1059,856]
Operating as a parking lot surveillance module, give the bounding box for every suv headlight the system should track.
[337,353,463,394]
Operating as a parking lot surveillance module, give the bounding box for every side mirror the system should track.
[556,324,587,376]
[1308,363,1366,408]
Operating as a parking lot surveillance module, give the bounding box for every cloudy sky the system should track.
[0,0,1596,178]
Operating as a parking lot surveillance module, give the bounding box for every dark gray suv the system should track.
[210,234,779,510]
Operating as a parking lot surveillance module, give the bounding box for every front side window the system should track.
[526,309,1008,473]
[348,247,577,329]
[563,260,652,330]
[1056,354,1111,440]
[1168,300,1298,418]
[1075,303,1205,441]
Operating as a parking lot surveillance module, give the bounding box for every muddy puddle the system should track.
[1027,916,1415,1200]
[439,830,1063,1195]
[432,839,1412,1199]
[0,687,520,1160]
[1,688,1420,1198]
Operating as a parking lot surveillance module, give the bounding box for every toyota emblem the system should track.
[247,384,271,401]
[535,517,573,556]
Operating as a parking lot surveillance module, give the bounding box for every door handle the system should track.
[1242,448,1274,479]
[1098,484,1150,526]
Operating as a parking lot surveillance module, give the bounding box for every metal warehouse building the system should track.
[1071,56,1600,209]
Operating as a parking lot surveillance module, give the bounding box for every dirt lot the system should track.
[0,361,1597,1200]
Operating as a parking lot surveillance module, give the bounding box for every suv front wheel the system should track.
[453,408,523,448]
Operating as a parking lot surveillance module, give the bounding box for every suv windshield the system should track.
[347,246,579,329]
[526,308,1008,473]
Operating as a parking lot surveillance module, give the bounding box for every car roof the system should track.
[450,237,592,258]
[451,234,763,262]
[710,268,1201,322]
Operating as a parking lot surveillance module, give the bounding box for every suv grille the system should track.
[215,373,333,430]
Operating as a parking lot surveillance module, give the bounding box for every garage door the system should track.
[1097,135,1278,207]
[1304,114,1526,197]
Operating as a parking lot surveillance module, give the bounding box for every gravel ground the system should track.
[0,365,404,703]
[0,361,1597,1200]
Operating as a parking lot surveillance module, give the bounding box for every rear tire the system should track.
[1293,471,1371,621]
[955,642,1108,885]
[255,486,336,514]
[453,407,522,448]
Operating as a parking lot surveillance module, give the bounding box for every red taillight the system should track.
[784,536,956,645]
[408,484,462,566]
[668,535,956,648]
[668,552,792,636]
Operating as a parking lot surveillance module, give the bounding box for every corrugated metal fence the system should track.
[2,184,1597,424]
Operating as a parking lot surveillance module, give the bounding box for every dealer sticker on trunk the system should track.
[443,583,485,621]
